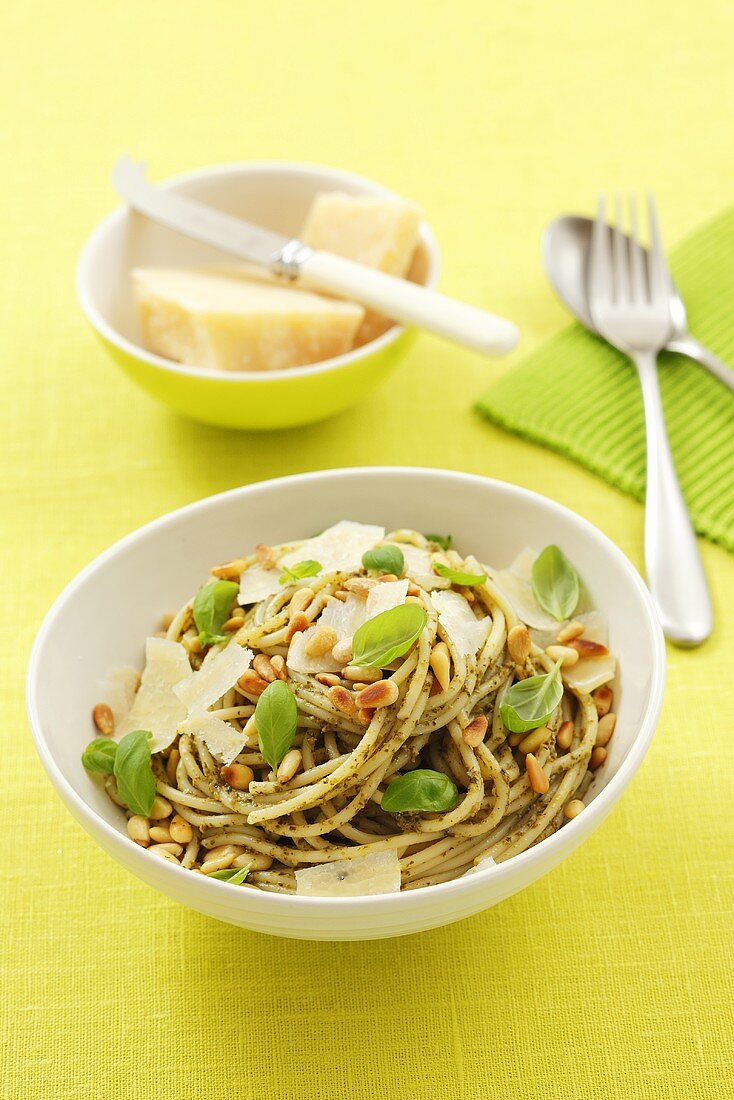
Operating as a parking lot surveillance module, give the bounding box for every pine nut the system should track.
[546,644,579,667]
[289,588,315,617]
[592,684,613,717]
[233,852,273,871]
[221,762,254,790]
[332,639,353,665]
[564,799,585,820]
[243,714,259,746]
[556,720,574,750]
[525,753,550,794]
[590,746,607,770]
[569,638,609,658]
[407,583,421,597]
[327,685,356,714]
[508,731,524,748]
[277,749,302,784]
[104,774,126,807]
[223,615,244,632]
[429,642,451,691]
[344,577,376,596]
[150,796,172,820]
[127,815,150,846]
[356,708,372,725]
[149,825,173,843]
[169,814,194,844]
[352,683,369,692]
[316,672,341,686]
[186,635,203,655]
[457,586,476,604]
[165,748,180,785]
[211,558,247,581]
[237,669,270,697]
[304,625,338,658]
[286,612,309,641]
[507,624,531,663]
[556,620,584,644]
[378,573,399,583]
[463,714,488,747]
[253,653,276,682]
[148,847,180,864]
[343,665,381,683]
[595,713,616,748]
[92,703,115,736]
[270,655,287,680]
[255,543,277,569]
[149,842,183,856]
[518,725,551,754]
[356,680,399,709]
[429,676,442,697]
[406,595,424,605]
[202,844,245,872]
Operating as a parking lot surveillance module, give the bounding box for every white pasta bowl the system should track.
[27,468,665,940]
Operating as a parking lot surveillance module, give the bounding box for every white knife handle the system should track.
[296,249,519,356]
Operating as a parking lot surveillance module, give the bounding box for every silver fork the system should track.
[588,194,712,646]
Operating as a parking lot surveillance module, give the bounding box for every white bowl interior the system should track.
[81,163,435,364]
[28,469,664,938]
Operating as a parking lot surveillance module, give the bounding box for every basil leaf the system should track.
[531,545,580,622]
[193,579,240,646]
[351,603,427,668]
[256,680,298,771]
[500,662,563,733]
[113,729,156,815]
[362,545,405,576]
[205,865,250,884]
[279,560,322,586]
[433,562,487,587]
[82,737,118,774]
[382,769,459,813]
[424,533,452,550]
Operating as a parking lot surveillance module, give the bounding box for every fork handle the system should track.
[633,349,713,646]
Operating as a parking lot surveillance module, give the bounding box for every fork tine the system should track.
[628,194,646,302]
[646,193,670,304]
[589,194,612,304]
[612,193,630,303]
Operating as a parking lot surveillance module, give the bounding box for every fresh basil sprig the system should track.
[362,545,405,576]
[382,769,459,813]
[255,680,298,772]
[193,579,240,647]
[82,737,118,774]
[351,604,427,668]
[205,865,250,884]
[425,533,452,550]
[279,560,322,586]
[433,562,487,587]
[531,545,580,622]
[113,729,156,816]
[500,662,563,734]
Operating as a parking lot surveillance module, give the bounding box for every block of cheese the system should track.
[300,192,422,343]
[132,266,365,373]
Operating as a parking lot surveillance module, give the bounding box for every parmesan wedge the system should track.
[173,642,253,714]
[179,713,245,765]
[117,638,191,752]
[295,850,401,896]
[399,545,434,577]
[96,665,140,726]
[430,590,490,657]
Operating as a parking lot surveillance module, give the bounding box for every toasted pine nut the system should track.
[211,558,247,581]
[92,703,115,736]
[344,577,376,596]
[556,620,584,644]
[356,680,399,709]
[556,720,574,750]
[270,655,287,680]
[378,573,399,583]
[127,815,150,846]
[352,683,369,692]
[149,825,172,843]
[237,669,270,697]
[546,644,579,667]
[525,753,550,794]
[104,774,126,807]
[569,638,609,658]
[148,847,180,864]
[343,665,381,683]
[304,625,338,658]
[150,795,172,820]
[429,676,442,697]
[169,814,194,844]
[463,714,488,747]
[407,583,421,597]
[253,653,277,682]
[590,746,607,770]
[286,612,309,641]
[201,844,245,872]
[356,708,372,725]
[233,852,273,871]
[518,725,551,754]
[316,672,341,686]
[405,595,424,605]
[457,586,476,604]
[592,684,613,717]
[289,587,315,617]
[330,590,348,602]
[149,842,183,856]
[595,713,616,747]
[327,685,356,715]
[508,731,524,748]
[429,642,451,691]
[243,714,259,746]
[165,748,180,785]
[277,749,302,784]
[564,799,585,820]
[221,762,254,790]
[223,615,244,632]
[255,543,277,569]
[507,624,531,663]
[186,635,203,655]
[332,639,353,664]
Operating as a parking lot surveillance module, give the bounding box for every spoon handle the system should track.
[632,349,713,646]
[667,335,734,393]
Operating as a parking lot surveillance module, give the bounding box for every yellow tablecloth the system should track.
[2,3,733,1097]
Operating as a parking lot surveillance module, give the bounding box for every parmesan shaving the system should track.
[173,642,253,715]
[97,665,140,725]
[117,637,191,753]
[430,590,490,656]
[179,713,245,765]
[295,850,401,896]
[400,545,433,577]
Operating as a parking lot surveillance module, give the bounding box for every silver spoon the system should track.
[543,215,734,392]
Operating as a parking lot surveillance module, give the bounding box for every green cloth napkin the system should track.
[477,206,734,552]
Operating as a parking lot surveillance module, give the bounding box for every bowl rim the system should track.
[26,466,666,913]
[76,159,441,384]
